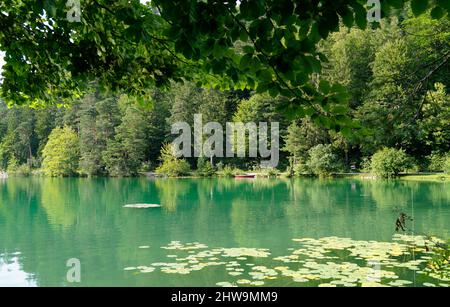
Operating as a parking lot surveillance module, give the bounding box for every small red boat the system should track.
[234,174,256,179]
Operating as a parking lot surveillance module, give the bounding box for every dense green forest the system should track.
[0,13,449,177]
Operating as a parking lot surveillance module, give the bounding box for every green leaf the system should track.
[243,45,254,54]
[437,0,450,10]
[319,80,331,94]
[341,10,354,28]
[353,3,368,29]
[257,69,273,82]
[239,54,253,70]
[256,82,269,93]
[386,0,404,9]
[332,105,349,115]
[239,30,248,42]
[430,6,445,19]
[411,0,429,16]
[213,43,224,58]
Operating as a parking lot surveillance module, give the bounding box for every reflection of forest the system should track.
[0,178,448,286]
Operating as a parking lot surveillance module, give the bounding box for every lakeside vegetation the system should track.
[1,11,449,179]
[0,1,449,287]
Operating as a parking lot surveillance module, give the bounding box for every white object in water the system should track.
[123,204,161,209]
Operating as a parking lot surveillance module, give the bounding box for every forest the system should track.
[0,11,449,178]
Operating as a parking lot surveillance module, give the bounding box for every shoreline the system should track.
[3,172,448,182]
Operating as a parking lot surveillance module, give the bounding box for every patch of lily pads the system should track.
[124,236,449,287]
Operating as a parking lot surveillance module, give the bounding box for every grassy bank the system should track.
[399,173,449,182]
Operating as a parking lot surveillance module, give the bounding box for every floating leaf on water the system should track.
[237,279,251,284]
[293,278,309,283]
[123,204,161,208]
[318,283,336,287]
[140,267,155,273]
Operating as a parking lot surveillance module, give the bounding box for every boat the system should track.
[234,173,256,179]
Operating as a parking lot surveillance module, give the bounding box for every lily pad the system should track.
[123,204,161,208]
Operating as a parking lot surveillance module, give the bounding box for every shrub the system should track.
[216,161,224,171]
[6,156,19,174]
[293,159,311,176]
[6,157,32,176]
[196,157,215,177]
[370,147,409,178]
[261,167,279,178]
[217,165,239,177]
[42,126,80,177]
[155,143,191,177]
[139,161,154,172]
[427,152,447,172]
[360,157,372,173]
[306,144,340,177]
[445,156,450,175]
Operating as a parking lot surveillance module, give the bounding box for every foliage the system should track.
[293,159,311,176]
[217,165,240,178]
[306,144,340,177]
[0,10,449,177]
[445,156,450,175]
[6,156,33,176]
[427,152,448,172]
[42,126,80,176]
[2,1,446,129]
[370,147,410,178]
[262,167,279,178]
[283,119,329,161]
[427,240,450,280]
[156,143,191,177]
[359,157,372,173]
[103,96,150,176]
[79,94,117,176]
[196,157,215,177]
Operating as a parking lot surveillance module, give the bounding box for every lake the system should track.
[0,177,448,287]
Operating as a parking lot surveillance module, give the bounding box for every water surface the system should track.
[0,178,448,286]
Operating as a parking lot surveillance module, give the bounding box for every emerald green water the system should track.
[0,178,449,287]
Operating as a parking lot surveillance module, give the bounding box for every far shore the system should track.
[2,171,448,182]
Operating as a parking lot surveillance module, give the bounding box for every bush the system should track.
[217,165,239,177]
[370,147,409,178]
[306,144,340,177]
[155,143,191,177]
[360,157,372,173]
[293,159,311,176]
[139,161,154,172]
[6,157,32,176]
[261,167,279,178]
[445,156,450,175]
[196,157,215,177]
[427,152,447,172]
[216,161,224,171]
[6,156,19,174]
[42,126,80,177]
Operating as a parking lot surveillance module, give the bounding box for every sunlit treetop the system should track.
[0,0,448,132]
